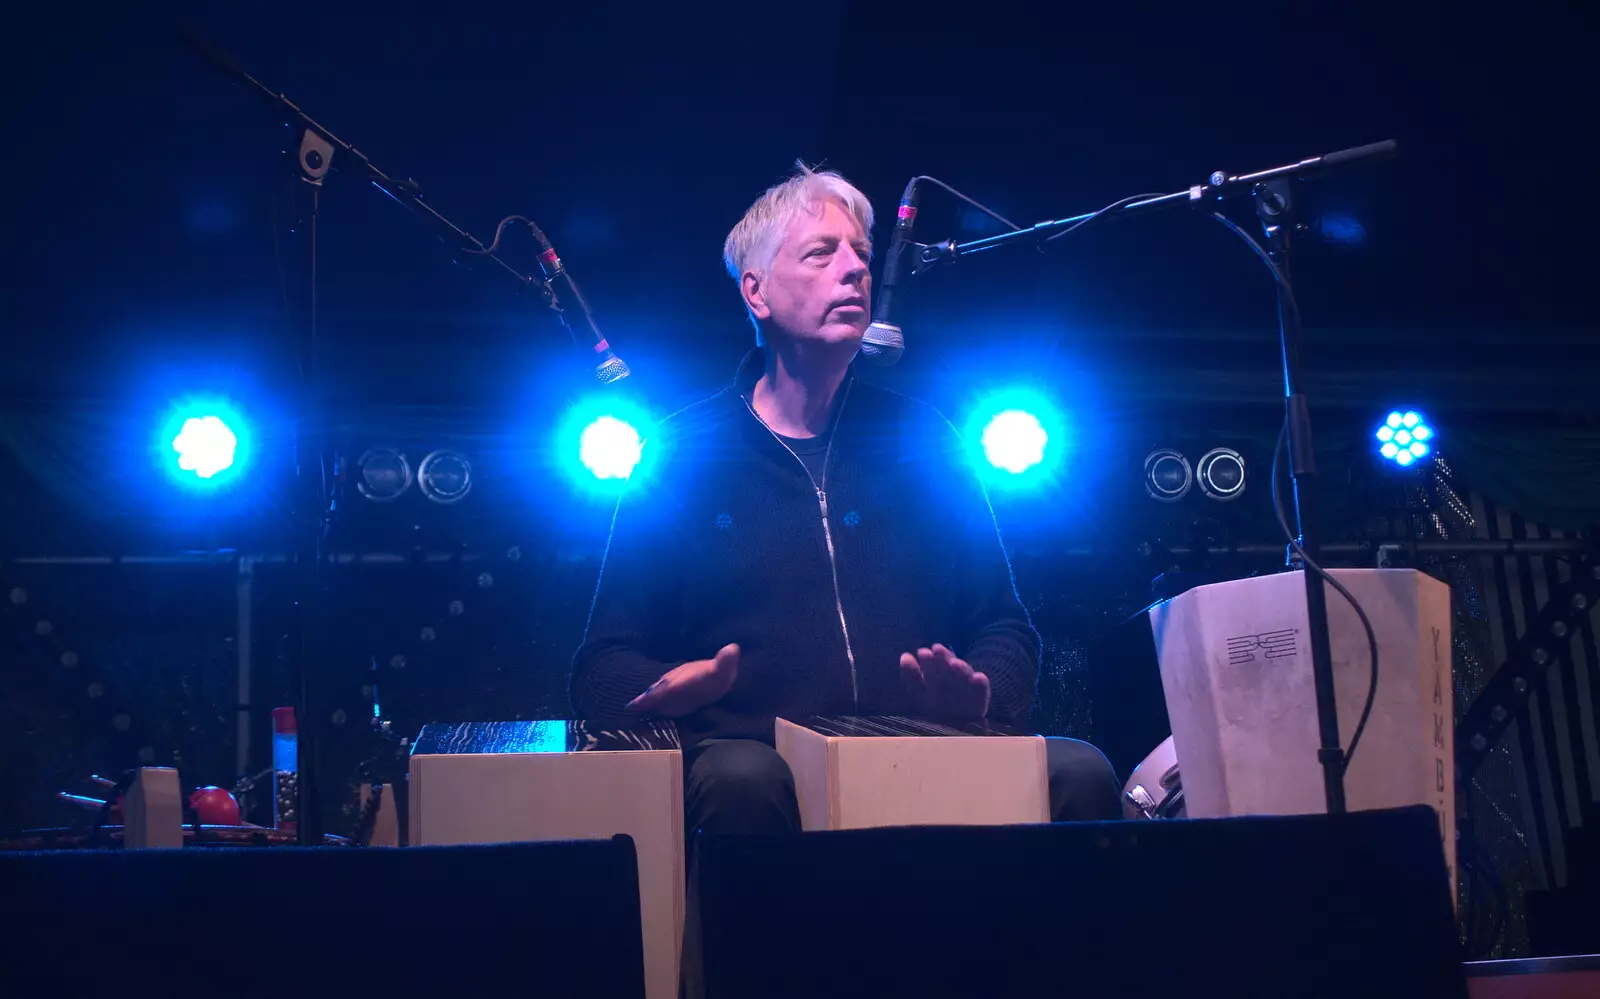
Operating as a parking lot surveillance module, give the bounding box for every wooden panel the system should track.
[832,736,1047,829]
[410,748,682,999]
[775,717,1048,832]
[775,717,835,832]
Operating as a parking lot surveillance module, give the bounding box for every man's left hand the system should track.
[899,643,991,721]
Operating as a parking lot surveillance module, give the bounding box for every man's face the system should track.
[744,198,872,348]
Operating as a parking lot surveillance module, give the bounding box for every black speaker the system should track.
[2,836,646,998]
[697,807,1465,998]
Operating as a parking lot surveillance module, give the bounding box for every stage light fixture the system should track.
[962,389,1067,488]
[356,448,413,503]
[1143,449,1192,502]
[1376,410,1433,467]
[157,397,251,490]
[580,415,644,480]
[1196,447,1246,501]
[558,396,657,493]
[173,417,237,479]
[418,449,472,504]
[981,410,1048,474]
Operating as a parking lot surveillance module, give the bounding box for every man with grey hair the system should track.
[572,164,1120,847]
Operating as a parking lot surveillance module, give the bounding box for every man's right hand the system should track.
[625,643,740,717]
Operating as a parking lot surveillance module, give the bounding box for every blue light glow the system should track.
[1376,409,1433,467]
[558,396,656,493]
[157,397,252,490]
[1318,211,1368,247]
[982,410,1049,474]
[580,415,644,480]
[174,416,238,478]
[962,389,1068,488]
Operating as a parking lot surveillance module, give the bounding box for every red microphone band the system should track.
[539,248,561,271]
[593,339,610,353]
[897,204,918,222]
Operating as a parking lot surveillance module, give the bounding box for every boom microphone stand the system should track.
[917,141,1396,263]
[178,27,618,843]
[1252,177,1346,812]
[911,140,1397,813]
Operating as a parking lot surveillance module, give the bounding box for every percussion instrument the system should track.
[774,715,1048,831]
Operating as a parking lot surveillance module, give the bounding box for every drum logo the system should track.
[1225,628,1298,664]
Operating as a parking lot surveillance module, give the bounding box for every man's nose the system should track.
[839,246,869,283]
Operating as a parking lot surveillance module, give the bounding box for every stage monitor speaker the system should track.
[1,837,646,999]
[696,806,1464,999]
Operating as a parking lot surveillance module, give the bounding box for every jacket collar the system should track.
[729,346,858,400]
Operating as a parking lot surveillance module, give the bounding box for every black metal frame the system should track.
[1456,552,1600,781]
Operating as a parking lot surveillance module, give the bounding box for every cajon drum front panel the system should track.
[409,721,683,999]
[775,716,1049,832]
[1151,569,1455,890]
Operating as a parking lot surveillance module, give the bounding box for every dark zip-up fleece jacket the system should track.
[570,349,1039,749]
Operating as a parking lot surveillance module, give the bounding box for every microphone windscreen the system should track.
[594,353,631,384]
[860,322,904,366]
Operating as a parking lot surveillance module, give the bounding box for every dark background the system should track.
[1,1,1596,953]
[7,1,1592,411]
[3,0,1591,556]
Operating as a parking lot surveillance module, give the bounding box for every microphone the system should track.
[526,223,630,384]
[861,176,920,366]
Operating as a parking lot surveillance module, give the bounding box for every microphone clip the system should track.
[916,239,960,272]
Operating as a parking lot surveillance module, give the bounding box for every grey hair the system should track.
[723,161,875,293]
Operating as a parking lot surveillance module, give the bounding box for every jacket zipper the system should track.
[741,381,859,710]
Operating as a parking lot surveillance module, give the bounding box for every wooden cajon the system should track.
[774,715,1049,831]
[409,720,683,999]
[1150,568,1455,889]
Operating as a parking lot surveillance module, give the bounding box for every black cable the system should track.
[912,176,1022,232]
[1205,210,1383,769]
[1041,192,1168,245]
[461,214,535,256]
[1271,417,1382,765]
[455,215,581,340]
[1206,213,1305,320]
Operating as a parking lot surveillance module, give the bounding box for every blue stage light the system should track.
[558,396,656,492]
[962,389,1068,487]
[174,416,237,477]
[982,410,1049,474]
[1376,409,1433,467]
[580,415,644,480]
[158,398,251,490]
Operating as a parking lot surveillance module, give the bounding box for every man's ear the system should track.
[741,271,771,321]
